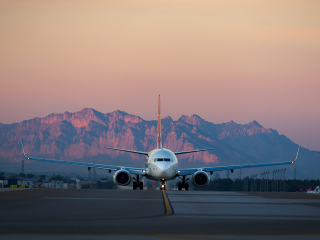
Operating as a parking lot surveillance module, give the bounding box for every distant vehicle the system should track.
[21,96,300,191]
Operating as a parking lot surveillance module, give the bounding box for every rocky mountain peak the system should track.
[79,108,99,115]
[226,120,237,125]
[178,114,205,125]
[162,116,173,126]
[163,116,173,121]
[108,110,142,124]
[38,108,107,128]
[109,110,128,117]
[248,120,262,127]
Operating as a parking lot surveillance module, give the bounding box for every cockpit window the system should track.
[154,158,172,162]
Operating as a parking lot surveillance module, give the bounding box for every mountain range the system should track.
[0,108,319,179]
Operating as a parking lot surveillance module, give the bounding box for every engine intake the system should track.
[192,171,210,187]
[113,170,131,186]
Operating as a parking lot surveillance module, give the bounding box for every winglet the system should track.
[292,144,300,163]
[21,140,29,159]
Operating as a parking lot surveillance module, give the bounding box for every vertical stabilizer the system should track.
[157,95,162,149]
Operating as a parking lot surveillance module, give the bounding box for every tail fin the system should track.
[157,95,162,149]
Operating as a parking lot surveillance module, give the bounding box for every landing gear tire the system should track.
[133,182,137,190]
[139,182,143,190]
[178,182,182,191]
[185,182,189,191]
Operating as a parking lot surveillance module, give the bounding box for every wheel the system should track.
[139,182,143,190]
[185,182,189,191]
[178,182,182,191]
[133,182,137,190]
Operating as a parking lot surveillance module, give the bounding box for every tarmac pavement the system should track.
[0,188,319,239]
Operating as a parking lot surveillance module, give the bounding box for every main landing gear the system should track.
[133,175,143,190]
[178,176,189,191]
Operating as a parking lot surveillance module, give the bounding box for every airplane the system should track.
[21,95,300,191]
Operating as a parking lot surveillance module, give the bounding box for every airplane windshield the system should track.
[154,158,171,162]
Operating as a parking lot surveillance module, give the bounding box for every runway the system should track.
[0,189,320,239]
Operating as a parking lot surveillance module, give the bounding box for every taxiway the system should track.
[0,189,320,239]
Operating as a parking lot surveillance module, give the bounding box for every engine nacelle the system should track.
[113,170,132,186]
[191,171,210,187]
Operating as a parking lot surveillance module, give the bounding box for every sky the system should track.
[0,0,320,151]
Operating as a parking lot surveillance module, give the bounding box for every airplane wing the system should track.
[21,141,146,175]
[105,147,149,155]
[174,148,213,155]
[178,145,300,176]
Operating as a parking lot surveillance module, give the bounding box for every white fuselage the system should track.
[145,148,178,181]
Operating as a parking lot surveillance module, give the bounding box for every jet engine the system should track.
[191,171,210,187]
[113,170,132,186]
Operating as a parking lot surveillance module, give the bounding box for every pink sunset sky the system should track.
[0,0,320,150]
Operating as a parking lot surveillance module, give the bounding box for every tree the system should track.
[19,173,26,178]
[50,174,64,181]
[26,174,35,179]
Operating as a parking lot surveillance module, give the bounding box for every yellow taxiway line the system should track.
[162,190,173,215]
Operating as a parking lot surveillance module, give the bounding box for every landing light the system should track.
[292,162,294,164]
[161,184,165,188]
[178,171,181,173]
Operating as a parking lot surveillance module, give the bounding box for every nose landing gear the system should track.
[160,179,166,191]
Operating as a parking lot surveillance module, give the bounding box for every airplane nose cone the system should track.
[157,162,172,177]
[157,162,171,170]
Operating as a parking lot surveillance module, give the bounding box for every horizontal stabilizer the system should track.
[174,148,213,155]
[105,147,149,155]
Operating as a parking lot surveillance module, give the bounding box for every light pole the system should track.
[272,170,275,192]
[266,171,269,192]
[274,170,276,192]
[264,172,266,192]
[264,171,266,192]
[262,172,265,192]
[280,169,283,192]
[283,168,286,192]
[278,169,281,192]
[278,169,280,192]
[276,170,278,192]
